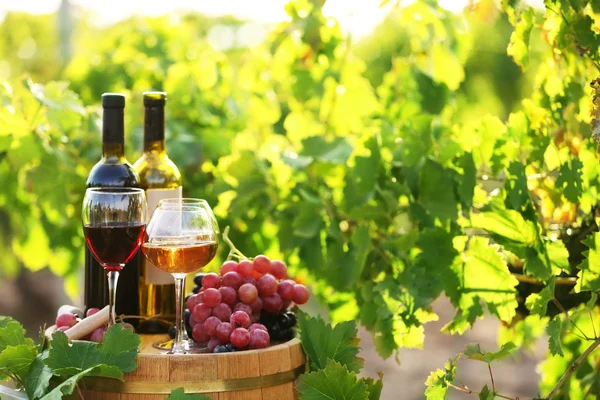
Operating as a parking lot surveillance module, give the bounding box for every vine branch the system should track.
[511,273,576,286]
[546,337,600,399]
[552,298,593,341]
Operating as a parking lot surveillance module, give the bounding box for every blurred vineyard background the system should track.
[2,0,594,398]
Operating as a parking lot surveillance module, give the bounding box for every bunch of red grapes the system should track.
[55,307,112,343]
[179,255,310,353]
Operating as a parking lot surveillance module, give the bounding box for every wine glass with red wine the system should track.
[82,188,147,326]
[142,203,219,354]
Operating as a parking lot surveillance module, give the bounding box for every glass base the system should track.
[153,339,210,354]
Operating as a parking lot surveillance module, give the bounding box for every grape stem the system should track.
[222,226,248,260]
[546,337,600,399]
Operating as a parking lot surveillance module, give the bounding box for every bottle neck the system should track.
[144,105,165,154]
[102,108,125,161]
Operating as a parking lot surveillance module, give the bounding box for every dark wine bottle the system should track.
[84,93,142,325]
[133,92,182,333]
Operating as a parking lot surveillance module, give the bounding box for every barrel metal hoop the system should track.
[81,364,306,394]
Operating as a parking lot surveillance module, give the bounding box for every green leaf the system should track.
[0,345,37,382]
[301,136,353,164]
[574,232,600,292]
[25,353,52,400]
[455,152,476,209]
[298,312,363,373]
[555,159,583,203]
[525,277,555,316]
[293,203,323,238]
[166,388,212,399]
[507,7,535,69]
[363,373,383,400]
[344,136,381,208]
[424,354,460,400]
[478,384,494,400]
[39,366,97,400]
[464,342,517,363]
[297,360,369,400]
[0,320,35,353]
[470,208,537,245]
[447,237,519,326]
[546,316,565,357]
[418,159,458,220]
[45,324,140,379]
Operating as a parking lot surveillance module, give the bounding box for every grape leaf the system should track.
[298,312,364,373]
[297,360,369,400]
[300,136,353,164]
[463,342,517,363]
[449,237,519,324]
[39,366,97,400]
[507,7,535,68]
[25,353,52,400]
[363,373,383,400]
[470,208,537,245]
[574,232,600,292]
[0,319,35,353]
[45,324,140,379]
[478,384,494,400]
[555,159,583,203]
[525,277,555,316]
[0,345,37,382]
[166,388,212,399]
[418,159,458,221]
[546,316,565,357]
[455,152,476,209]
[424,354,460,400]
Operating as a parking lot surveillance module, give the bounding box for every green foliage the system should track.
[0,320,140,399]
[4,0,600,398]
[297,360,369,400]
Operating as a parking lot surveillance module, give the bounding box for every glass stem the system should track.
[107,270,120,326]
[172,275,186,354]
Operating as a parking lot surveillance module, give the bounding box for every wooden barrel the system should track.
[80,334,306,400]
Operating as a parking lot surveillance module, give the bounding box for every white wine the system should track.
[133,92,182,333]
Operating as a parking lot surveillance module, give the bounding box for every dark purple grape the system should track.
[194,273,207,286]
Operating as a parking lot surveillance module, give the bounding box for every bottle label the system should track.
[144,187,183,285]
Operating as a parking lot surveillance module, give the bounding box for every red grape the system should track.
[230,311,251,329]
[192,303,213,322]
[56,313,77,328]
[90,327,105,343]
[251,269,263,279]
[271,260,287,280]
[249,329,270,349]
[202,273,221,289]
[238,283,258,304]
[203,288,222,308]
[249,297,263,313]
[192,323,210,342]
[234,303,253,316]
[215,322,233,344]
[292,284,310,305]
[241,276,257,286]
[222,271,242,290]
[263,293,282,313]
[189,314,201,328]
[57,326,70,332]
[220,261,239,275]
[219,286,237,306]
[86,308,100,318]
[282,300,292,310]
[257,274,277,297]
[203,316,221,336]
[253,255,271,274]
[122,323,135,331]
[207,338,220,352]
[213,303,232,322]
[230,328,250,349]
[249,323,268,333]
[186,293,202,311]
[238,260,254,277]
[277,280,295,301]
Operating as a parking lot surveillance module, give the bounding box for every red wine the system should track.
[84,223,146,269]
[84,93,142,323]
